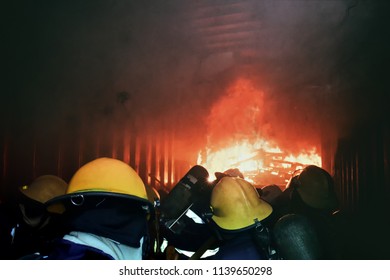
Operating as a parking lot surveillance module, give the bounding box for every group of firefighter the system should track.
[0,157,344,260]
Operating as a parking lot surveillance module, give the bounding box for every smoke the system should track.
[3,0,390,170]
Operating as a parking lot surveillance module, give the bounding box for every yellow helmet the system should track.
[46,157,152,216]
[19,175,67,204]
[214,168,244,181]
[210,177,272,231]
[290,165,338,210]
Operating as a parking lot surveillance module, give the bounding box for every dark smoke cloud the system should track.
[3,0,390,165]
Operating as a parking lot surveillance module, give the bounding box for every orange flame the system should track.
[198,77,321,187]
[198,141,321,185]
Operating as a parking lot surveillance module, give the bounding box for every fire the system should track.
[198,141,321,186]
[197,77,321,187]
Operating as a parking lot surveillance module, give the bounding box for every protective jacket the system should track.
[28,231,143,260]
[212,231,268,260]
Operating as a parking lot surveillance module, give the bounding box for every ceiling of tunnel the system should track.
[2,0,390,160]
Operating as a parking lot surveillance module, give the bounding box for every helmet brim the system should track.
[212,198,273,231]
[45,191,155,220]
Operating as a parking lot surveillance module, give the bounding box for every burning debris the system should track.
[197,78,321,187]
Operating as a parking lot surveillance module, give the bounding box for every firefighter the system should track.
[209,176,275,260]
[40,157,154,260]
[271,165,343,259]
[159,165,218,259]
[286,165,338,212]
[9,175,68,259]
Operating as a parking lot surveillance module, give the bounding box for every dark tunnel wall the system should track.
[323,1,390,258]
[330,0,390,213]
[1,1,202,194]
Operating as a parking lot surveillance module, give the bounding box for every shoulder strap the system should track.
[189,236,216,260]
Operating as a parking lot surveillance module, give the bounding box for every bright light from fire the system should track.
[198,141,321,185]
[197,77,322,187]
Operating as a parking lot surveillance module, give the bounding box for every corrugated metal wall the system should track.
[333,121,390,214]
[0,119,194,197]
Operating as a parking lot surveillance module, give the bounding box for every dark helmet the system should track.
[286,165,338,210]
[18,175,67,204]
[18,175,68,227]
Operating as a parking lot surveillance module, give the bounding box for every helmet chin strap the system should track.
[252,219,277,259]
